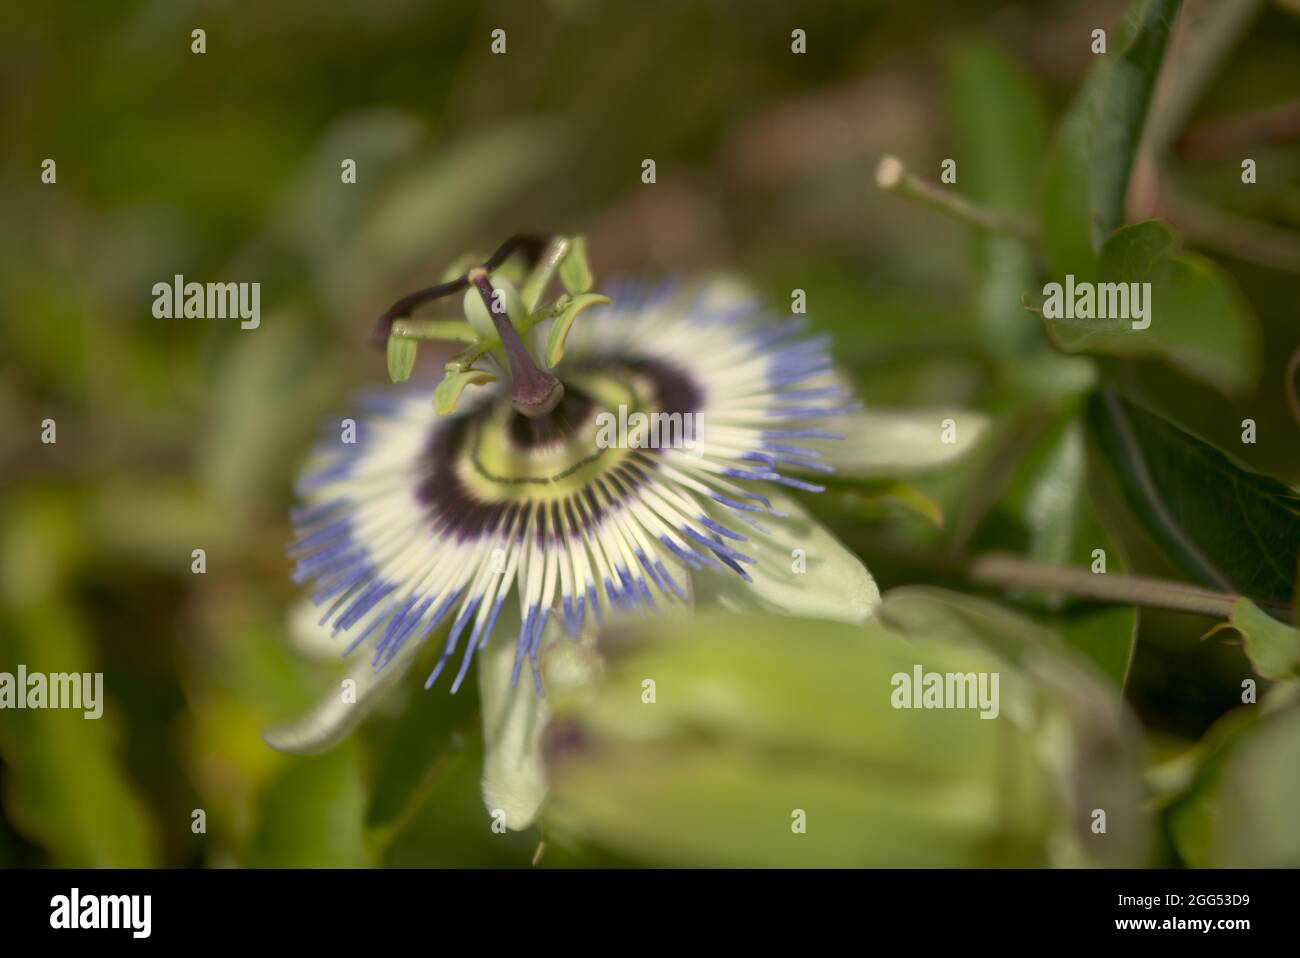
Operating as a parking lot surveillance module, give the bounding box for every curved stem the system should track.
[370,233,549,347]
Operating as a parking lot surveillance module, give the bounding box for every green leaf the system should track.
[1040,220,1259,397]
[244,742,368,866]
[0,496,160,867]
[386,334,418,383]
[964,408,1138,689]
[877,587,1148,864]
[360,650,479,837]
[545,609,1145,866]
[1062,506,1139,690]
[1207,597,1300,680]
[692,492,880,624]
[197,314,338,530]
[1041,0,1181,274]
[0,607,160,867]
[1086,390,1300,605]
[558,235,594,295]
[1169,703,1300,866]
[946,37,1049,354]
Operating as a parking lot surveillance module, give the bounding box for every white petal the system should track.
[693,492,880,624]
[818,407,991,475]
[478,606,550,830]
[262,630,424,754]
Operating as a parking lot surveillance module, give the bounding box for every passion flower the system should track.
[288,235,854,697]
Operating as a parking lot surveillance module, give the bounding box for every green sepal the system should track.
[386,335,418,383]
[434,368,497,415]
[558,236,594,294]
[545,293,610,368]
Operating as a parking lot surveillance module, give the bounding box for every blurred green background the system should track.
[1,0,1298,867]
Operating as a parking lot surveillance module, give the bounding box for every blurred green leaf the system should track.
[1169,701,1300,866]
[1061,505,1139,689]
[245,742,368,867]
[1163,704,1259,866]
[946,37,1049,354]
[546,608,1145,866]
[352,119,568,281]
[1041,0,1180,275]
[1040,221,1259,396]
[379,734,541,868]
[1087,390,1300,605]
[198,313,339,529]
[964,408,1138,688]
[878,587,1148,864]
[0,496,158,867]
[361,656,479,839]
[0,606,160,867]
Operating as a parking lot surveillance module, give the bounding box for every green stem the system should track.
[965,552,1292,620]
[874,155,1038,241]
